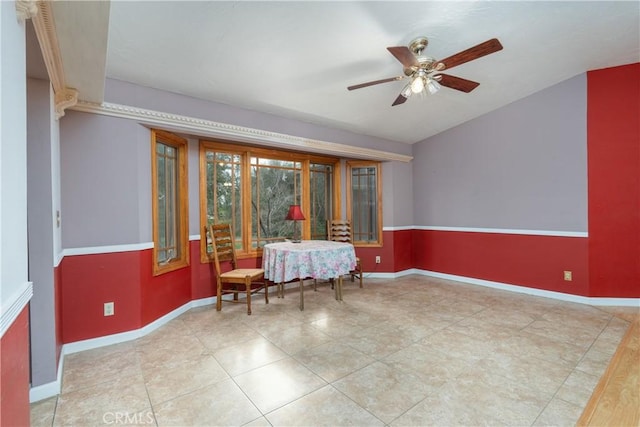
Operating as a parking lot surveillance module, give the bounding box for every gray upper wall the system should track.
[60,80,415,248]
[60,112,151,248]
[412,73,588,232]
[103,79,413,158]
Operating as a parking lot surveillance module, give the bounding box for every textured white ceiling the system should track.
[54,1,639,144]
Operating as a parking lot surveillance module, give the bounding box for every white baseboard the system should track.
[29,351,64,403]
[373,269,639,307]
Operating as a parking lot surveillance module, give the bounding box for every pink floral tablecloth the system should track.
[262,240,357,283]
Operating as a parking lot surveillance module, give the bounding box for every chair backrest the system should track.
[327,219,353,243]
[207,223,238,272]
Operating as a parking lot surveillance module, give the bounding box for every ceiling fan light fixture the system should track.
[400,83,413,98]
[411,74,425,94]
[426,77,441,95]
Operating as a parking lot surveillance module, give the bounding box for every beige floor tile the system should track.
[33,275,630,427]
[142,353,230,406]
[445,317,518,342]
[333,361,435,424]
[54,373,151,426]
[533,397,584,426]
[135,317,193,346]
[153,378,262,427]
[293,340,376,382]
[308,315,369,339]
[241,310,304,337]
[261,322,333,354]
[451,367,550,425]
[474,351,574,395]
[136,333,207,367]
[524,319,603,349]
[61,342,140,394]
[419,327,501,362]
[555,369,601,408]
[266,385,384,426]
[575,348,613,377]
[382,342,469,385]
[460,305,538,329]
[390,383,507,427]
[30,396,57,427]
[213,337,288,376]
[242,416,273,426]
[590,317,632,356]
[196,324,266,353]
[341,322,418,359]
[497,330,587,367]
[233,357,327,414]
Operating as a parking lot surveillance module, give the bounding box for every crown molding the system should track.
[31,0,77,118]
[71,101,414,163]
[55,87,79,119]
[15,0,38,22]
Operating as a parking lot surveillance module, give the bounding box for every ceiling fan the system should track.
[347,37,503,106]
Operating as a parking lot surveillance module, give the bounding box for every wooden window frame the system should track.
[346,160,383,247]
[151,129,189,275]
[199,139,341,262]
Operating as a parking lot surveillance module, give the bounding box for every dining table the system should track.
[261,240,357,310]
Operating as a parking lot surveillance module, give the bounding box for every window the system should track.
[200,140,340,260]
[347,161,382,246]
[310,163,334,240]
[251,156,302,247]
[151,130,189,275]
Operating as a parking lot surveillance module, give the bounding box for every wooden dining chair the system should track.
[327,219,363,287]
[207,223,267,315]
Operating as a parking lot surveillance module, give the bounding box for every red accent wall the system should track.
[1,307,31,427]
[60,251,143,343]
[190,241,216,300]
[356,231,399,273]
[140,249,191,326]
[54,264,63,366]
[413,230,590,296]
[587,63,640,298]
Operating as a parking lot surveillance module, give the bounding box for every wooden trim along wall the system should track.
[577,314,640,426]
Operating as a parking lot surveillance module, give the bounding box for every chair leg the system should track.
[264,281,269,304]
[216,280,222,311]
[245,276,252,315]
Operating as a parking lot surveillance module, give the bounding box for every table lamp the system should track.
[285,204,305,243]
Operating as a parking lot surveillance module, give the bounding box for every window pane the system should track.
[156,141,180,264]
[351,165,378,243]
[251,157,301,247]
[310,163,332,239]
[206,150,242,250]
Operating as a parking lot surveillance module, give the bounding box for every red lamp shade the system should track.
[285,205,306,221]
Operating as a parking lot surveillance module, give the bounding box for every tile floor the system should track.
[30,275,634,426]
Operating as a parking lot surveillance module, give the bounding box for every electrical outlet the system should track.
[375,256,381,264]
[104,302,114,316]
[563,271,572,281]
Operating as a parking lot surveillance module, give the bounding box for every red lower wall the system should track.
[54,264,63,367]
[140,249,191,326]
[587,63,640,298]
[1,307,31,427]
[61,251,143,343]
[60,243,224,343]
[412,229,590,296]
